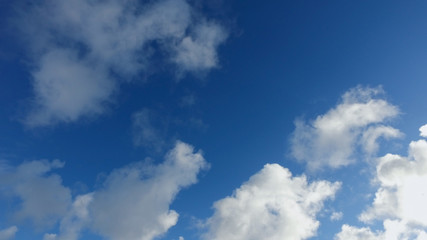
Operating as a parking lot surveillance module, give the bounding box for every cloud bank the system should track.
[20,0,227,127]
[291,86,401,171]
[204,164,341,240]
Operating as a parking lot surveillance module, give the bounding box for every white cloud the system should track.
[173,21,227,72]
[361,125,403,155]
[335,220,427,240]
[330,211,343,221]
[291,86,400,171]
[27,49,116,126]
[1,142,207,240]
[89,141,208,240]
[204,163,340,240]
[335,224,382,240]
[0,160,72,228]
[20,0,227,126]
[336,125,427,240]
[0,226,18,240]
[420,124,427,137]
[44,193,94,240]
[360,138,427,225]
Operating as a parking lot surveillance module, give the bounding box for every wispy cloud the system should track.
[19,0,227,127]
[0,226,18,240]
[203,164,340,240]
[132,108,168,152]
[330,211,343,221]
[0,160,71,229]
[291,86,401,171]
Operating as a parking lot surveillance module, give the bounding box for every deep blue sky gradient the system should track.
[1,1,427,239]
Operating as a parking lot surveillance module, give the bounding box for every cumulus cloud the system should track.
[204,163,340,240]
[0,226,18,240]
[0,160,71,229]
[40,141,208,240]
[335,220,427,240]
[90,141,208,240]
[336,125,427,239]
[335,224,381,240]
[291,86,400,171]
[360,138,427,225]
[43,193,94,240]
[1,142,207,240]
[420,124,427,138]
[19,0,227,126]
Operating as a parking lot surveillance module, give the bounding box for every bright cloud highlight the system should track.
[336,124,427,239]
[204,163,341,240]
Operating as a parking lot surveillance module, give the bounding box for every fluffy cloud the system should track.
[1,141,207,240]
[90,141,208,240]
[20,0,227,126]
[335,224,382,240]
[0,160,72,228]
[43,193,94,240]
[335,220,427,240]
[173,22,227,72]
[291,86,401,171]
[336,124,427,239]
[420,124,427,138]
[39,141,208,240]
[27,49,116,126]
[0,226,18,240]
[204,164,340,240]
[360,139,427,225]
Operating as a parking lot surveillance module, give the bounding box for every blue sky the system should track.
[1,0,427,239]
